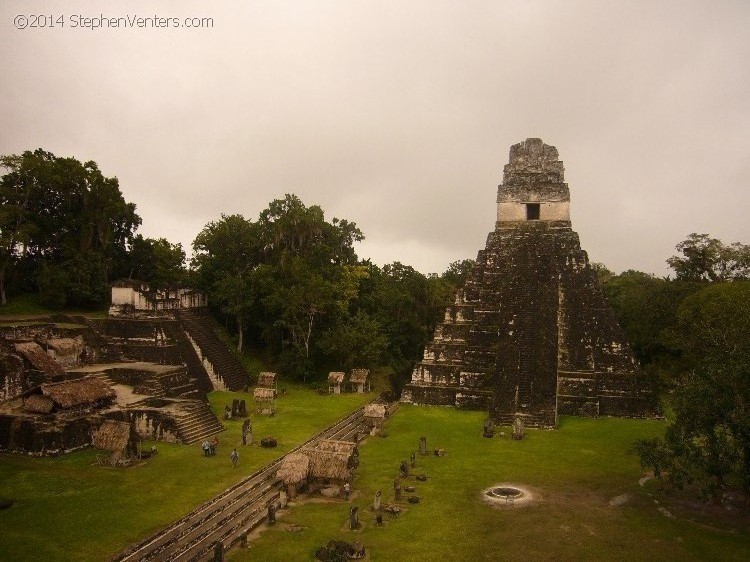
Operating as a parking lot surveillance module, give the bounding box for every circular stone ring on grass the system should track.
[482,483,534,508]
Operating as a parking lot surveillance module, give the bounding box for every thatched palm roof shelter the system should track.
[328,372,345,383]
[277,452,310,486]
[253,386,275,415]
[92,420,131,452]
[302,448,352,481]
[328,371,345,394]
[23,394,54,414]
[40,376,116,410]
[349,369,370,393]
[364,404,388,426]
[92,420,133,466]
[257,372,277,388]
[14,342,66,377]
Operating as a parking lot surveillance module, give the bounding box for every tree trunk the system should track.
[236,311,243,354]
[0,265,6,306]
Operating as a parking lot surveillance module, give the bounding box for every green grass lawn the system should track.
[233,407,750,562]
[0,387,372,561]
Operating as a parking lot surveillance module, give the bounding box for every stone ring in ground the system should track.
[482,483,534,508]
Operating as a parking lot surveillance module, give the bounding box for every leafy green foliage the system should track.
[317,310,388,372]
[441,258,475,286]
[122,235,186,289]
[192,214,261,353]
[601,270,700,376]
[192,197,456,385]
[634,282,750,502]
[667,233,750,281]
[0,149,141,308]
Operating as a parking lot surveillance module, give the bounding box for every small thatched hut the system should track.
[303,449,352,491]
[328,372,345,394]
[257,372,278,397]
[38,376,116,413]
[277,452,310,499]
[301,439,357,492]
[253,387,275,415]
[364,403,388,429]
[14,342,66,377]
[92,420,133,466]
[23,394,54,414]
[349,369,370,393]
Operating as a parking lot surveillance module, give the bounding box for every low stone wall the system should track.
[455,390,493,410]
[402,384,452,406]
[0,414,96,455]
[121,406,180,443]
[557,372,659,418]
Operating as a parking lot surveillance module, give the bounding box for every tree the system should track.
[356,261,454,393]
[441,259,475,287]
[0,154,35,305]
[0,149,140,308]
[125,235,186,289]
[667,233,750,282]
[257,194,363,267]
[317,310,388,372]
[192,215,260,353]
[249,195,365,379]
[601,270,700,373]
[634,282,750,503]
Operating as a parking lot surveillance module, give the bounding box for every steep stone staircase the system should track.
[492,410,555,429]
[160,321,214,394]
[176,310,249,391]
[133,378,167,398]
[131,367,202,400]
[174,402,225,445]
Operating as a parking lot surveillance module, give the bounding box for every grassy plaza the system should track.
[1,390,749,561]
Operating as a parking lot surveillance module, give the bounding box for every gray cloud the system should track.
[2,0,748,275]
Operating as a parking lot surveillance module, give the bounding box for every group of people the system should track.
[202,437,240,468]
[202,436,220,457]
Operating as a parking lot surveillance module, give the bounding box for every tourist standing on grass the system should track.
[231,448,239,468]
[202,440,210,457]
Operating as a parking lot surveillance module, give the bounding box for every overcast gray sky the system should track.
[2,0,748,276]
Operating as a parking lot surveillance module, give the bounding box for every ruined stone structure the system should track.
[402,138,657,427]
[109,279,207,317]
[0,303,243,454]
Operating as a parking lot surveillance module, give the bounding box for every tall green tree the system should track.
[667,233,750,282]
[192,214,260,353]
[0,149,140,307]
[356,261,454,393]
[634,281,750,503]
[124,235,186,289]
[317,310,388,372]
[601,270,700,373]
[253,196,364,379]
[441,258,475,287]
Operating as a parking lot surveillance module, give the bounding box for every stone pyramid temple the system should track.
[401,138,657,427]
